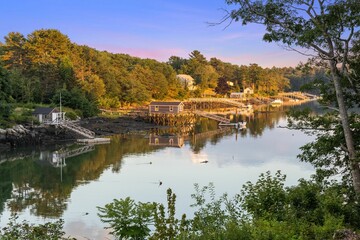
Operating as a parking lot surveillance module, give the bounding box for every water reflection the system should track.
[149,134,184,148]
[0,102,318,238]
[0,136,162,220]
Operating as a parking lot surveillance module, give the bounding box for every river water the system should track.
[0,101,321,239]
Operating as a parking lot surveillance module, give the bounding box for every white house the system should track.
[33,107,65,124]
[243,87,254,95]
[227,81,234,87]
[176,74,197,90]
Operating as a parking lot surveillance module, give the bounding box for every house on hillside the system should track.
[227,81,234,87]
[148,101,184,114]
[244,87,254,95]
[33,107,65,124]
[176,74,197,91]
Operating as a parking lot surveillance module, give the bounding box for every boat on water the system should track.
[270,99,283,105]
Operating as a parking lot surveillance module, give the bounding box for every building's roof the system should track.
[149,101,183,106]
[33,107,58,115]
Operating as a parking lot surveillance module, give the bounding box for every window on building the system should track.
[169,138,174,145]
[155,138,159,145]
[155,106,159,111]
[169,106,173,112]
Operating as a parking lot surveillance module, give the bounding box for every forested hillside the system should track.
[0,29,318,118]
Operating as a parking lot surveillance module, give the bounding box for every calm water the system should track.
[0,102,321,239]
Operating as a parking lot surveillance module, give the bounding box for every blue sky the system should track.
[0,0,309,67]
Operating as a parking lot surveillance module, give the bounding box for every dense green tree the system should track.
[167,56,187,73]
[225,0,360,194]
[98,197,155,239]
[1,32,27,69]
[215,76,231,95]
[248,63,264,92]
[0,65,11,102]
[0,28,314,117]
[182,50,219,91]
[119,77,150,104]
[0,216,74,240]
[53,88,98,117]
[0,29,189,113]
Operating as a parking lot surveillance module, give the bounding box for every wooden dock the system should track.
[77,138,111,144]
[187,98,246,108]
[194,111,230,124]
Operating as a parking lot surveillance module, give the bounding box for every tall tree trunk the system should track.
[329,60,360,195]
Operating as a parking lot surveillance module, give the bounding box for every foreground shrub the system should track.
[98,171,360,240]
[0,215,74,240]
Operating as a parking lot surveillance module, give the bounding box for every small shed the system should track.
[149,101,184,114]
[230,92,243,98]
[33,107,65,124]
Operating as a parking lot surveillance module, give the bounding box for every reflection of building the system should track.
[190,152,209,164]
[39,145,95,167]
[149,101,184,114]
[149,134,184,148]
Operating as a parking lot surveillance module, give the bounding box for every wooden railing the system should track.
[60,121,95,139]
[188,98,246,108]
[57,145,95,159]
[194,111,230,123]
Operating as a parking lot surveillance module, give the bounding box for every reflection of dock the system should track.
[56,145,95,159]
[188,127,233,141]
[0,154,28,165]
[149,134,184,148]
[39,145,95,167]
[219,121,246,129]
[77,138,110,144]
[194,111,230,123]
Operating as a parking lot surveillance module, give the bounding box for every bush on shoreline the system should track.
[97,171,360,240]
[1,171,359,239]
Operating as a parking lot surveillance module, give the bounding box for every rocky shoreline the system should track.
[79,116,164,136]
[0,116,163,150]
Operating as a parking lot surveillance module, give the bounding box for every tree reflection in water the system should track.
[0,101,321,219]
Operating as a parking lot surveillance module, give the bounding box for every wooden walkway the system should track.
[45,119,95,139]
[194,111,230,123]
[190,127,232,141]
[188,98,246,108]
[56,145,95,159]
[60,121,95,139]
[278,92,318,100]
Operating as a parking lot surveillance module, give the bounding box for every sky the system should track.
[0,0,309,68]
